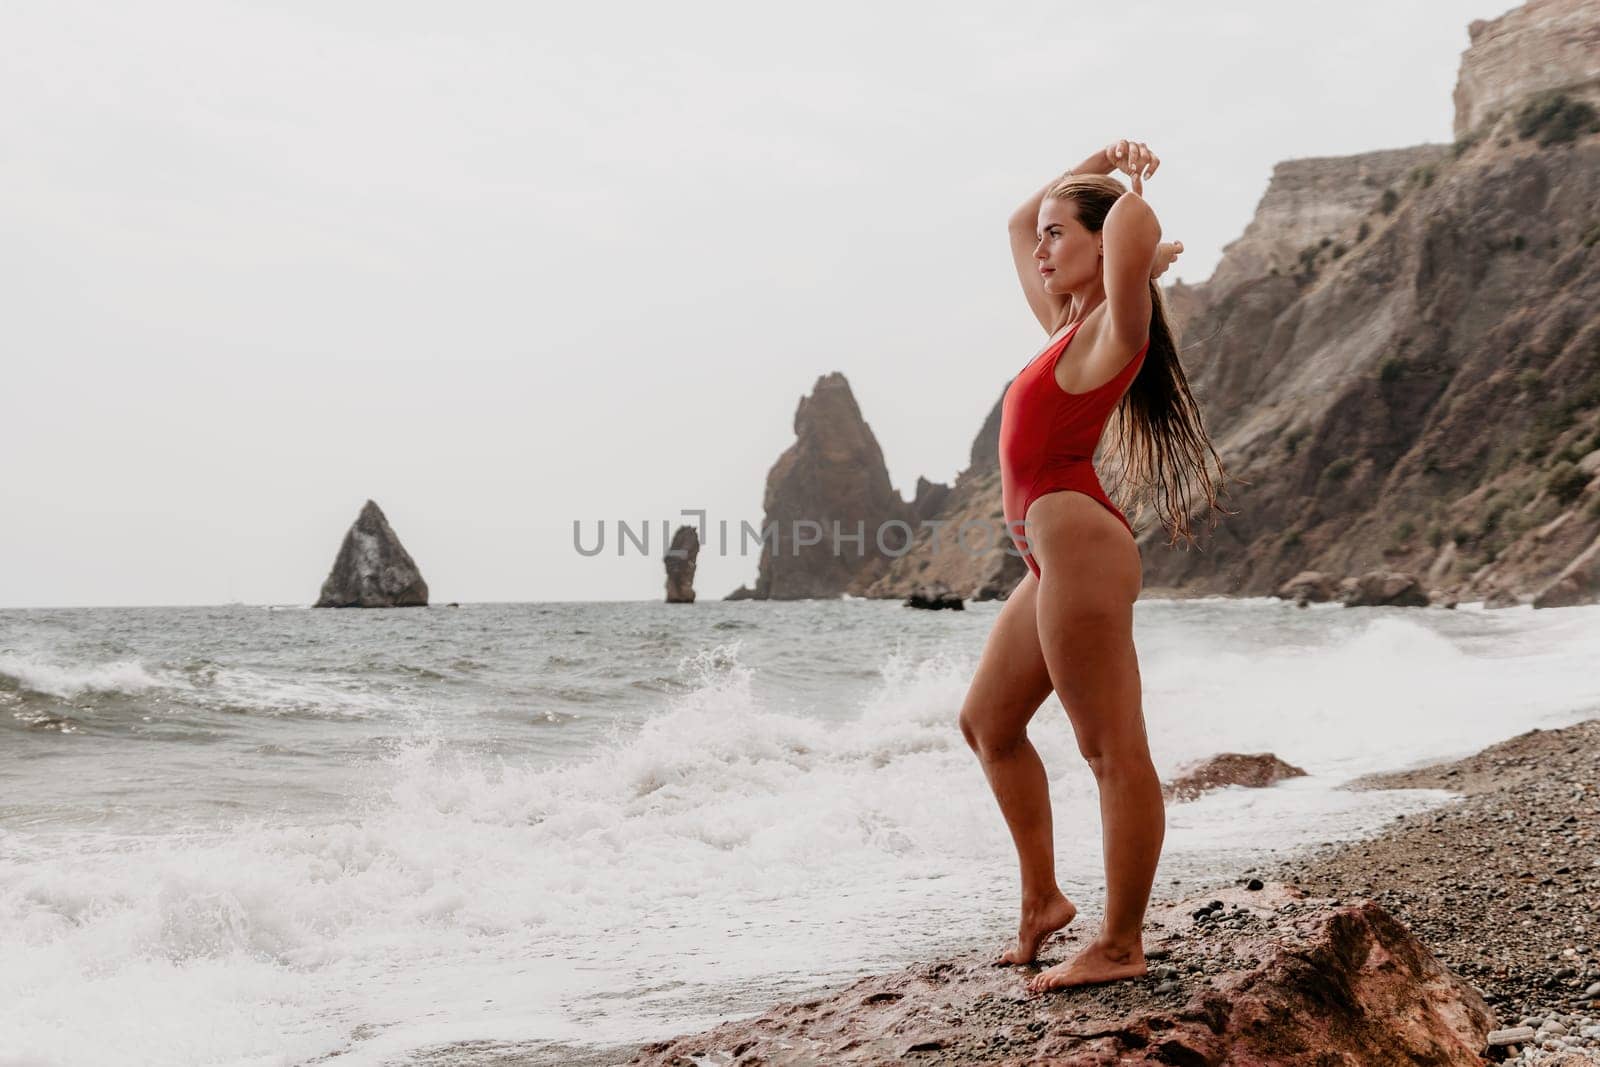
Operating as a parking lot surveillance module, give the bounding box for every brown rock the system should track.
[1483,585,1524,609]
[1201,146,1449,299]
[1533,533,1600,607]
[904,582,963,611]
[909,476,951,522]
[1276,570,1337,605]
[1425,541,1458,586]
[1452,0,1600,140]
[664,525,699,604]
[313,500,428,608]
[729,373,911,600]
[626,884,1494,1066]
[1164,752,1308,802]
[858,387,1029,602]
[1341,570,1430,608]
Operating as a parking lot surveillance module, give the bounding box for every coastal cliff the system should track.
[1135,0,1600,602]
[734,0,1600,607]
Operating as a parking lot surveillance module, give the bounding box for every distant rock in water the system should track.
[314,500,429,608]
[904,581,963,611]
[1163,752,1308,803]
[664,524,699,603]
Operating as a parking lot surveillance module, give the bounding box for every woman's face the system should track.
[1034,198,1101,295]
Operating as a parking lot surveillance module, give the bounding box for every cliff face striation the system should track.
[314,500,429,608]
[1198,147,1453,301]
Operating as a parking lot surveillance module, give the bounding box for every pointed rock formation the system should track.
[664,524,699,603]
[726,373,912,600]
[314,500,429,608]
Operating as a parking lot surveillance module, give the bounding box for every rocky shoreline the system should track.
[1271,717,1600,1064]
[612,716,1600,1065]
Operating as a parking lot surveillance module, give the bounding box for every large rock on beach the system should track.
[1163,752,1309,803]
[314,500,429,608]
[1340,570,1430,608]
[664,524,699,604]
[1276,570,1337,605]
[627,883,1495,1066]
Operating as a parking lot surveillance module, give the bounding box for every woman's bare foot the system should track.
[994,891,1078,965]
[1024,937,1146,993]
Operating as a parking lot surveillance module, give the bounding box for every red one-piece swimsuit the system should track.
[998,318,1149,580]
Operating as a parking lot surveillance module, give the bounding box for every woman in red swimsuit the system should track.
[958,139,1227,994]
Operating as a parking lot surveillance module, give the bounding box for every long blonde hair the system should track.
[1045,172,1231,544]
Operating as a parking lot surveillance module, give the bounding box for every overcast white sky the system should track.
[2,0,1513,607]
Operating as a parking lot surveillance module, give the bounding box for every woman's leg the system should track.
[957,569,1079,964]
[1021,491,1164,992]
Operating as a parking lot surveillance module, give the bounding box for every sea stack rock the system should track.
[664,524,699,603]
[727,372,912,600]
[314,500,429,608]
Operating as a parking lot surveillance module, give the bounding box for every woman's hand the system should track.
[1150,240,1183,281]
[1104,139,1160,195]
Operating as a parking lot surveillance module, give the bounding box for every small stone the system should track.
[1585,981,1600,997]
[1155,980,1179,994]
[1488,1026,1538,1046]
[903,1039,944,1053]
[1246,878,1264,891]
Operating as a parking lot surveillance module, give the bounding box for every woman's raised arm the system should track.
[1006,142,1168,333]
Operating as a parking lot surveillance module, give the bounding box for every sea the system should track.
[3,597,1598,1066]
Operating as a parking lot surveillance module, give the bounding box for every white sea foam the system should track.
[0,653,172,699]
[0,649,399,722]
